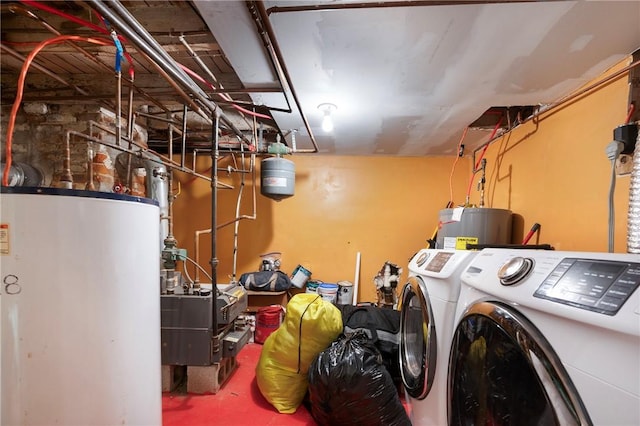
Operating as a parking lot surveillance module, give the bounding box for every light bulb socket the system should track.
[318,103,337,132]
[317,103,337,113]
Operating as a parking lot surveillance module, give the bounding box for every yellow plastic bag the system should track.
[256,293,343,413]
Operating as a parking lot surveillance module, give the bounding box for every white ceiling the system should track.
[195,0,640,156]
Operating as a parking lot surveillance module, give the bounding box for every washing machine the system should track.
[450,248,640,426]
[399,248,479,425]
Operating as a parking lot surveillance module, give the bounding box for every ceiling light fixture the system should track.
[318,103,337,133]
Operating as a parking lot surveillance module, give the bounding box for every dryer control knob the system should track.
[498,257,534,286]
[416,251,430,267]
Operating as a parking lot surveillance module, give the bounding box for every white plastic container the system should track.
[1,188,161,426]
[318,283,339,304]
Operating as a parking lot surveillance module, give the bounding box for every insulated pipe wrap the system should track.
[627,123,640,253]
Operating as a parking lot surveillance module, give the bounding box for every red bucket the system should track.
[254,305,284,344]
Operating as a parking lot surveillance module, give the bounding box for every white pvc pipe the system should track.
[352,251,361,305]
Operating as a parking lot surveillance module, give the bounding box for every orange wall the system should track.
[472,59,633,253]
[174,58,636,303]
[174,155,470,303]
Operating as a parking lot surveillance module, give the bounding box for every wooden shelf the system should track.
[245,290,289,313]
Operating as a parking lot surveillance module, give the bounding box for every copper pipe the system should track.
[136,49,210,122]
[267,0,563,14]
[3,4,170,113]
[211,111,220,293]
[547,58,640,113]
[167,116,174,238]
[471,57,640,161]
[2,92,168,109]
[115,69,123,152]
[193,149,198,171]
[66,129,219,185]
[181,104,188,169]
[125,79,136,189]
[207,87,283,94]
[251,1,319,153]
[136,111,183,125]
[85,143,96,191]
[0,43,91,96]
[3,3,119,112]
[87,120,220,184]
[243,4,293,116]
[4,4,113,75]
[193,228,211,284]
[89,0,251,145]
[231,152,256,281]
[178,35,252,129]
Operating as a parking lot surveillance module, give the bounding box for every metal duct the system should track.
[627,124,640,253]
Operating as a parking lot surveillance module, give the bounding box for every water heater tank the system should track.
[261,156,295,201]
[1,187,161,425]
[437,207,512,249]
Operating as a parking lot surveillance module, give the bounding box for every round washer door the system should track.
[448,301,591,426]
[399,276,437,399]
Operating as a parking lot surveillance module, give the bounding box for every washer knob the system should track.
[498,256,534,286]
[416,251,429,267]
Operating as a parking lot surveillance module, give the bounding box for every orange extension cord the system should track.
[2,35,113,186]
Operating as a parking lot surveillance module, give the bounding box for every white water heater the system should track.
[1,188,161,425]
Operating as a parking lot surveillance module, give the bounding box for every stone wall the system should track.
[1,103,148,191]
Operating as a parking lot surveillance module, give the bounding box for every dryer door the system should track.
[448,301,592,426]
[399,276,437,399]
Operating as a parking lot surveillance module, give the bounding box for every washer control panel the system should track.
[425,251,455,273]
[534,258,640,315]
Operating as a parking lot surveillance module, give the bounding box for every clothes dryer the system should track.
[399,249,479,425]
[450,248,640,426]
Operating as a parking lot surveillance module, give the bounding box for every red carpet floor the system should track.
[162,343,317,426]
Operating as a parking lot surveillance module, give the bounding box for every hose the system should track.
[464,118,503,205]
[2,35,113,187]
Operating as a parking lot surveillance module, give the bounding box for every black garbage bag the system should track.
[337,304,402,385]
[307,331,411,426]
